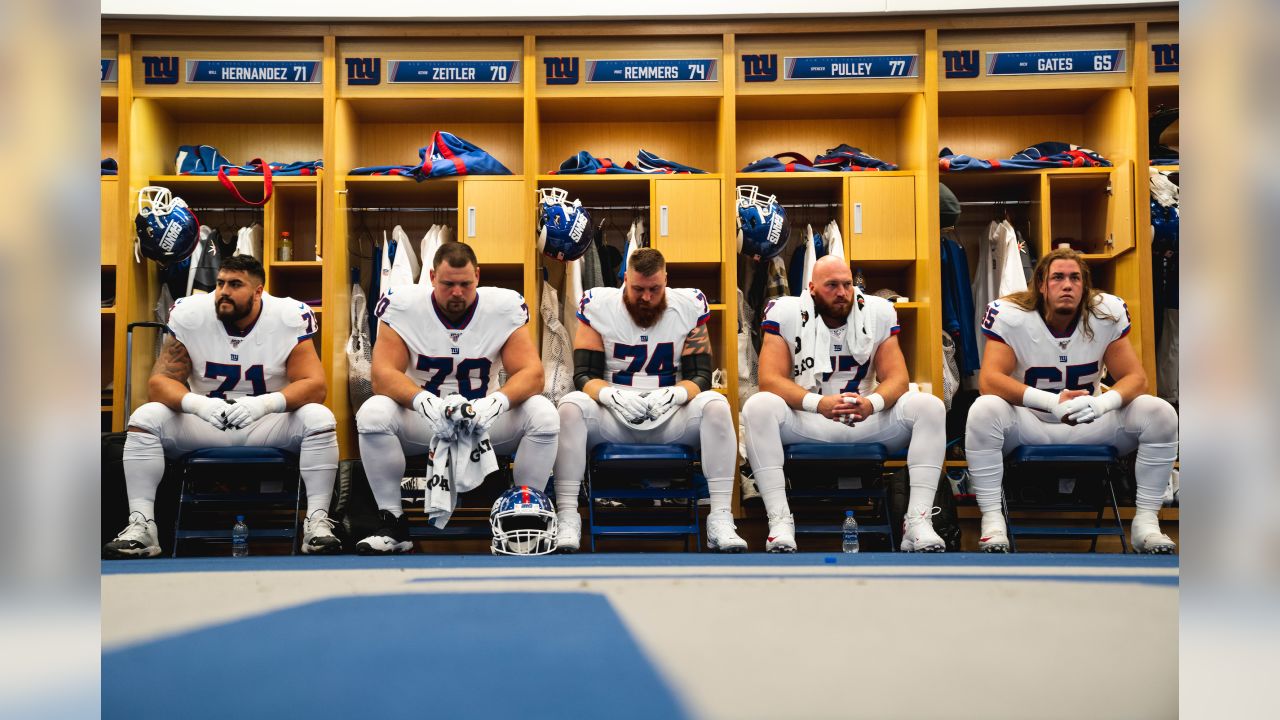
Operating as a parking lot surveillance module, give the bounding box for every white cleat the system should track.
[901,508,946,553]
[1132,523,1177,554]
[555,512,581,553]
[979,514,1011,553]
[302,510,343,554]
[103,512,161,559]
[706,510,748,553]
[765,511,797,553]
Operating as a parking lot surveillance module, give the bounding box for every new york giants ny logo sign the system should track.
[943,50,980,79]
[544,56,579,85]
[741,54,778,83]
[142,56,179,84]
[345,57,381,85]
[1152,43,1179,73]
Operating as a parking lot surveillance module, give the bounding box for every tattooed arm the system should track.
[148,335,194,411]
[677,323,714,396]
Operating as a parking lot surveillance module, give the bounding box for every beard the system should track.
[812,292,852,324]
[624,291,667,328]
[216,295,252,323]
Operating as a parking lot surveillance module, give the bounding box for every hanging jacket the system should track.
[940,231,980,375]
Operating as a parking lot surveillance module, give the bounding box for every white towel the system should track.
[794,285,875,391]
[424,396,498,528]
[387,225,417,288]
[419,225,442,286]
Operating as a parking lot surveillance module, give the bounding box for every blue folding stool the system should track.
[171,447,302,557]
[1001,444,1129,553]
[782,443,898,549]
[586,443,708,552]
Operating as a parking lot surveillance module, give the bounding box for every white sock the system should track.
[300,428,339,516]
[123,431,165,520]
[357,431,407,515]
[552,403,587,512]
[706,477,733,515]
[753,467,791,518]
[907,464,942,517]
[981,510,1006,534]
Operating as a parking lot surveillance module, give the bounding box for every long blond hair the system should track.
[1002,248,1116,340]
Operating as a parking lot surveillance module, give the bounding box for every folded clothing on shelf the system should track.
[741,152,825,172]
[939,142,1111,171]
[176,144,322,176]
[549,149,708,175]
[349,131,512,180]
[812,144,898,171]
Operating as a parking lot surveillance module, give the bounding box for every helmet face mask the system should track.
[736,185,789,261]
[490,485,558,556]
[537,187,592,261]
[134,186,200,266]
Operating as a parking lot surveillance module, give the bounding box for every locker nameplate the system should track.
[101,59,116,83]
[388,60,519,84]
[784,55,918,80]
[186,60,321,84]
[986,49,1125,76]
[586,58,717,83]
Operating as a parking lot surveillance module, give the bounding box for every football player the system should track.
[966,248,1178,553]
[552,248,746,552]
[103,254,340,558]
[741,255,947,552]
[355,242,558,554]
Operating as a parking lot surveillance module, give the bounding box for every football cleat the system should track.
[901,508,946,553]
[555,512,582,554]
[356,510,413,555]
[978,514,1011,553]
[1131,524,1177,555]
[706,509,748,553]
[301,509,343,555]
[765,511,797,553]
[103,512,161,559]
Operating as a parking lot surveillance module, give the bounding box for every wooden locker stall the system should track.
[102,33,124,432]
[101,7,1178,516]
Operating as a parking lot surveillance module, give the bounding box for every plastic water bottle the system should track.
[232,515,249,558]
[842,511,860,553]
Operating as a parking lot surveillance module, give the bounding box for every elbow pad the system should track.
[680,353,714,392]
[573,349,606,391]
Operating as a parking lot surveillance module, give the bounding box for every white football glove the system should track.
[181,393,234,431]
[412,391,452,435]
[470,392,510,435]
[223,392,286,429]
[599,386,650,424]
[442,395,476,438]
[1064,390,1123,425]
[644,386,689,420]
[1023,387,1079,423]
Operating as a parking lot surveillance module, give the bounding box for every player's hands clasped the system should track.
[182,392,234,431]
[470,392,510,434]
[819,393,866,425]
[223,392,286,429]
[599,386,650,424]
[413,391,452,435]
[644,386,689,420]
[1062,390,1122,425]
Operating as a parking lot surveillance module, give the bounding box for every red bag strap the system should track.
[217,159,273,207]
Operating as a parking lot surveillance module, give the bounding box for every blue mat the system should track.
[104,593,687,720]
[102,552,1178,575]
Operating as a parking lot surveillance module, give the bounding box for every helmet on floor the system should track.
[490,485,558,555]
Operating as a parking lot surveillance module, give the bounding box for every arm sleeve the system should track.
[573,349,606,391]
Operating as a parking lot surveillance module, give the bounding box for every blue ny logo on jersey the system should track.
[944,50,980,79]
[346,57,381,85]
[544,56,579,85]
[142,56,179,84]
[742,54,778,83]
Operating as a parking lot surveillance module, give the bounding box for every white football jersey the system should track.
[375,285,529,400]
[761,294,900,395]
[167,292,317,400]
[576,286,710,390]
[981,292,1131,421]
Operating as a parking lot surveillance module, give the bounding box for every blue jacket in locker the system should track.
[939,142,1111,172]
[941,232,980,375]
[349,131,511,181]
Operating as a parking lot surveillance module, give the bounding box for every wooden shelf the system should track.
[891,301,922,310]
[270,261,324,269]
[707,304,726,311]
[101,307,117,315]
